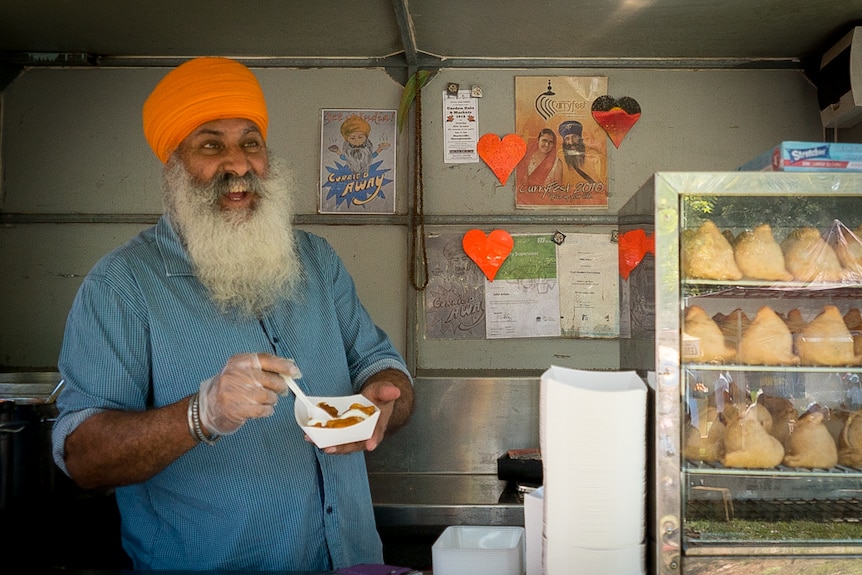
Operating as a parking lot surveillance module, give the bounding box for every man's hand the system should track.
[198,352,298,435]
[319,369,413,455]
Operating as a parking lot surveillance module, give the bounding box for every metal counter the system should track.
[365,372,540,528]
[369,472,525,527]
[3,372,539,530]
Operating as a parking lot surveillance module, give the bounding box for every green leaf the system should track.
[398,70,432,133]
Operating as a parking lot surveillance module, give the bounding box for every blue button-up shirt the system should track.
[52,215,410,571]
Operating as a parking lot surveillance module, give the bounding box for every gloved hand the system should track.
[198,353,300,436]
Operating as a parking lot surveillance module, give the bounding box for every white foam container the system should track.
[293,393,379,449]
[543,542,645,575]
[432,525,525,575]
[524,487,544,575]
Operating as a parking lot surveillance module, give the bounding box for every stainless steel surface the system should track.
[365,372,540,475]
[365,373,539,528]
[369,472,524,527]
[0,371,64,404]
[682,556,862,574]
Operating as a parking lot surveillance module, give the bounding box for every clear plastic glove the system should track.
[198,353,300,436]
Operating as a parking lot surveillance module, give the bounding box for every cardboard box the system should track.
[738,141,862,172]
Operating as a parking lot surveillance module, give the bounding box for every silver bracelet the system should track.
[186,394,199,443]
[188,391,220,445]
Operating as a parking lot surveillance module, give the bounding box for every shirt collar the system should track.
[155,215,196,277]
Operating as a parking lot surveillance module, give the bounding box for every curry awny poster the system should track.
[319,109,396,214]
[514,77,608,209]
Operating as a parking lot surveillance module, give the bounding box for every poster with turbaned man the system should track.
[319,109,396,214]
[514,77,608,209]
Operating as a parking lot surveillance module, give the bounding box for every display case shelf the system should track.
[685,364,862,372]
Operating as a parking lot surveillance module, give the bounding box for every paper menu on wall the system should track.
[443,89,479,163]
[485,234,561,339]
[423,232,487,339]
[422,231,620,340]
[557,233,619,338]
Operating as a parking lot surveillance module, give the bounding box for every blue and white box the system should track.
[738,141,862,172]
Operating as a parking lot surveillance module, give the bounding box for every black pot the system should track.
[0,380,129,570]
[0,397,63,511]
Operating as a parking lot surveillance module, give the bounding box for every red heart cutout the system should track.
[477,133,527,185]
[618,229,654,279]
[462,229,514,281]
[591,96,641,149]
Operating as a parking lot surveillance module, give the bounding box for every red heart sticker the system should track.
[477,133,527,185]
[462,229,514,281]
[591,96,641,149]
[618,228,654,279]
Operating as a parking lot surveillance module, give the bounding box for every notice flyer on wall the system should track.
[423,230,619,340]
[485,234,561,339]
[556,233,619,338]
[423,232,487,339]
[443,89,479,163]
[319,109,396,214]
[620,253,655,340]
[514,76,608,209]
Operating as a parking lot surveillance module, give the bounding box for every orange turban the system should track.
[340,115,371,139]
[142,57,269,163]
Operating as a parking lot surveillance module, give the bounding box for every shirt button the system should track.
[326,506,333,514]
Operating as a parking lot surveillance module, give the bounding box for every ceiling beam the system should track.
[392,0,418,69]
[0,52,803,73]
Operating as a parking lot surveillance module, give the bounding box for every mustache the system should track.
[197,171,265,201]
[563,141,585,152]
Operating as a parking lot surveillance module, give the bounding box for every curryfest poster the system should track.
[319,109,396,214]
[514,77,608,209]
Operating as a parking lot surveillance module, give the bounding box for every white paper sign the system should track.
[485,234,561,339]
[443,89,479,163]
[557,233,619,338]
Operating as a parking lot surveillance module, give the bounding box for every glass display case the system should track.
[620,172,862,575]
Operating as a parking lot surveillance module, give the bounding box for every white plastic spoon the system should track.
[281,374,333,423]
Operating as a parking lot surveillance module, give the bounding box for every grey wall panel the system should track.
[0,65,826,371]
[0,223,149,368]
[2,68,164,213]
[417,68,822,216]
[365,375,541,474]
[256,67,410,216]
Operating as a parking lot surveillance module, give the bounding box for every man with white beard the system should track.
[328,114,391,173]
[51,57,413,572]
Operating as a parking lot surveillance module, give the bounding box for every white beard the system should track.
[342,139,374,173]
[162,155,302,318]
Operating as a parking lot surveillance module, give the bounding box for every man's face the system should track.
[562,131,586,170]
[176,118,269,213]
[346,131,368,148]
[563,133,582,147]
[162,152,300,317]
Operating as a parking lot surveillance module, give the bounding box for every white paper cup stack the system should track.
[539,366,647,575]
